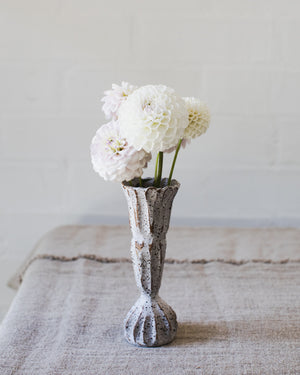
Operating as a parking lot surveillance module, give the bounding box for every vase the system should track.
[122,177,180,347]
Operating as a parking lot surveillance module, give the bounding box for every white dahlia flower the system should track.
[183,97,210,140]
[118,85,189,153]
[101,81,137,120]
[91,121,151,182]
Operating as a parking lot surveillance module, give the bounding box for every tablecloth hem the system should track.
[8,253,300,290]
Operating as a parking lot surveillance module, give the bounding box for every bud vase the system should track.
[122,177,180,347]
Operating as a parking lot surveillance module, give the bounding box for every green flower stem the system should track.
[156,151,164,188]
[139,176,142,187]
[154,152,159,183]
[129,180,133,186]
[168,139,182,185]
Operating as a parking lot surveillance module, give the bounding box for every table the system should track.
[0,226,299,374]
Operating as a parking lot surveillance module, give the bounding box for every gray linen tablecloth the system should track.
[0,226,300,374]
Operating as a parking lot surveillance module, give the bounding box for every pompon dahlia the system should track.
[118,85,189,153]
[183,97,210,140]
[91,121,151,182]
[101,82,137,120]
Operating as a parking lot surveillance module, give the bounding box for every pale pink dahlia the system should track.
[91,121,151,182]
[101,82,137,120]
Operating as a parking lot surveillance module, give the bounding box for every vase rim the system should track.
[122,177,180,191]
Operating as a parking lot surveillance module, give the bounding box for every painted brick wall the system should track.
[1,0,300,317]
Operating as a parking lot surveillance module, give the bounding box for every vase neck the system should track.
[123,183,179,239]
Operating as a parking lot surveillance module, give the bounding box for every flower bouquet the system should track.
[91,82,210,347]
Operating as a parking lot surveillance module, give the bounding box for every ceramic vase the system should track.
[122,177,180,347]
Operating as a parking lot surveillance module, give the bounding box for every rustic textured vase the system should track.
[122,178,180,347]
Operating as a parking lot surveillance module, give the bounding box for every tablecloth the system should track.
[1,226,299,374]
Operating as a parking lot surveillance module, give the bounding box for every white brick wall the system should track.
[1,0,300,317]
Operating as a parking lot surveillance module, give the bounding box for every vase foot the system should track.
[124,295,177,347]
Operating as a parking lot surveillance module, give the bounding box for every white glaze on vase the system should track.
[122,178,180,347]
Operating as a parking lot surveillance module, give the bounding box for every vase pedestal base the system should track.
[124,295,177,347]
